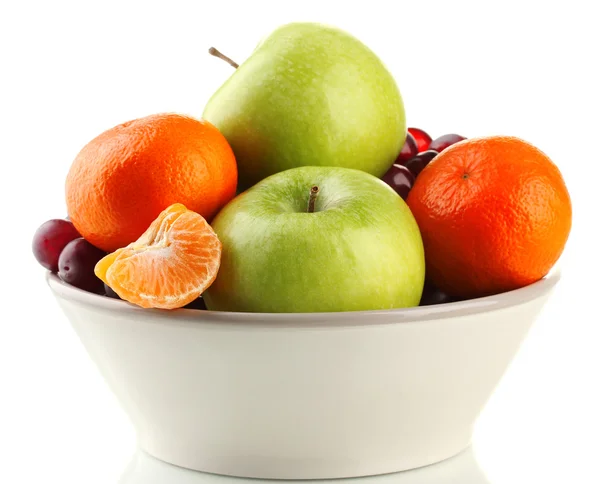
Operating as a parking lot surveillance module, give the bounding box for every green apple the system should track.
[203,22,406,190]
[204,166,424,313]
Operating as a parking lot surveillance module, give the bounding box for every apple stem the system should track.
[208,47,239,69]
[307,186,320,213]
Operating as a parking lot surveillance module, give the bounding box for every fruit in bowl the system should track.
[66,113,238,252]
[407,136,572,299]
[380,126,466,199]
[58,238,106,294]
[32,219,81,272]
[204,166,425,313]
[203,22,406,190]
[95,203,222,309]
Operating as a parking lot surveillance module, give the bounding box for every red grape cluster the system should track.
[32,217,206,309]
[32,218,106,294]
[381,128,467,306]
[382,128,466,200]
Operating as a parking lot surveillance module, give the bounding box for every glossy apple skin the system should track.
[203,22,406,190]
[204,166,424,313]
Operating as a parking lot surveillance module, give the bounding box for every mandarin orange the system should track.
[406,136,572,299]
[66,113,237,252]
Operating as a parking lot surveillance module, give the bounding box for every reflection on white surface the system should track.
[119,446,489,484]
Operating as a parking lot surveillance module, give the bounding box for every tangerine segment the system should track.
[95,203,221,309]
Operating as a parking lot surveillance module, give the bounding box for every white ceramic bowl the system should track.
[48,270,560,480]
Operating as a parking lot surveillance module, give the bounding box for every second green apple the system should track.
[203,166,425,313]
[203,22,406,190]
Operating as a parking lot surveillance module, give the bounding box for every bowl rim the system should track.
[46,268,561,328]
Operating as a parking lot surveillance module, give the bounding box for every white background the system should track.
[1,1,599,483]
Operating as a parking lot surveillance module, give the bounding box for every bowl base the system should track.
[140,435,473,480]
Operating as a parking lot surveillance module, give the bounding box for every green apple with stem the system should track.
[203,166,425,313]
[204,22,406,190]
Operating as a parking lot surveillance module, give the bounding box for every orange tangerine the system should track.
[66,113,237,253]
[407,136,572,299]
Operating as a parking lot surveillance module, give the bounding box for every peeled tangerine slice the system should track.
[95,203,221,309]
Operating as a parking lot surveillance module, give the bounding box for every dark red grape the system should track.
[408,127,432,153]
[420,283,454,306]
[429,134,466,153]
[184,297,207,310]
[104,283,121,299]
[404,157,426,178]
[32,219,81,272]
[396,133,419,163]
[382,164,415,199]
[405,150,439,177]
[417,150,439,165]
[58,238,106,294]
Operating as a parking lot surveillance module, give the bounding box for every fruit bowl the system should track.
[47,269,560,479]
